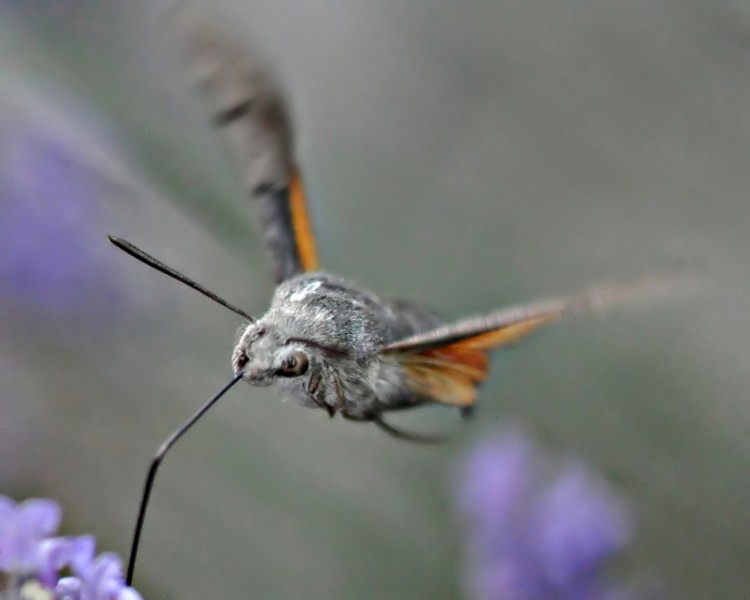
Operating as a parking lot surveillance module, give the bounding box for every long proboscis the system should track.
[108,235,255,322]
[126,371,245,586]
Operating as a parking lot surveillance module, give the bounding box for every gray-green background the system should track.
[1,1,749,598]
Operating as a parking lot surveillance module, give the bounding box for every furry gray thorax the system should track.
[268,272,442,355]
[231,271,443,418]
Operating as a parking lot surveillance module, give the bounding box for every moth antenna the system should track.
[126,371,245,585]
[108,235,255,322]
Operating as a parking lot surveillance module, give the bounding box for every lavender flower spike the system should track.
[0,494,144,600]
[0,496,60,574]
[455,427,635,600]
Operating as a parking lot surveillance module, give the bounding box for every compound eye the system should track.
[277,351,309,377]
[236,352,249,369]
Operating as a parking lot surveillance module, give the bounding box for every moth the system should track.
[110,16,676,585]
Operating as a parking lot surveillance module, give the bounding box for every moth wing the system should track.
[179,16,319,282]
[382,307,562,407]
[380,277,677,407]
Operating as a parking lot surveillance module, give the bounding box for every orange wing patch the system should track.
[454,314,559,351]
[402,351,489,407]
[289,168,320,272]
[399,313,560,407]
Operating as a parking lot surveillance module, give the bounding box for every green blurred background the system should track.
[1,0,749,598]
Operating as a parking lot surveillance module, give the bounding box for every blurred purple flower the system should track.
[455,427,634,600]
[0,123,121,316]
[55,553,142,600]
[0,496,60,573]
[0,494,143,600]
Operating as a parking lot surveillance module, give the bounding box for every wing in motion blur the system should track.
[180,17,320,282]
[381,276,680,407]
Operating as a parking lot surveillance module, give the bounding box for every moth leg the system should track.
[318,400,335,418]
[372,415,450,445]
[333,377,347,413]
[307,372,334,417]
[460,406,476,420]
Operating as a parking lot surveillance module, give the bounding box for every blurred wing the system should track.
[180,18,319,282]
[383,309,561,407]
[380,277,680,407]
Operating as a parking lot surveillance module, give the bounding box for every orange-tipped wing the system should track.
[180,15,320,282]
[381,277,678,407]
[384,310,562,407]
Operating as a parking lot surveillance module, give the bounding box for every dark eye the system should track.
[237,352,249,368]
[277,351,309,377]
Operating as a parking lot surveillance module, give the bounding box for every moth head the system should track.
[232,321,312,386]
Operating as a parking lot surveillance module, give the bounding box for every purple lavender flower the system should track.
[0,121,123,317]
[455,427,634,600]
[0,496,61,574]
[0,494,143,600]
[55,553,142,600]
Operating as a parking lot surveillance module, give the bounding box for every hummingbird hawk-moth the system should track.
[110,15,677,584]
